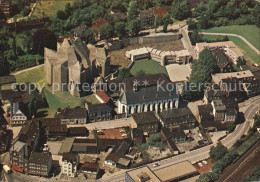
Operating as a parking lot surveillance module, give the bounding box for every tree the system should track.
[33,29,57,55]
[209,142,228,160]
[174,1,192,20]
[99,24,114,40]
[0,51,9,76]
[127,0,139,22]
[196,172,218,182]
[28,97,38,118]
[127,19,141,36]
[15,31,33,54]
[190,28,201,45]
[85,28,97,44]
[114,22,126,39]
[187,18,197,30]
[56,10,67,20]
[117,68,131,79]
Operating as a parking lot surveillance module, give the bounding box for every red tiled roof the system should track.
[10,163,24,173]
[153,6,168,17]
[92,18,108,30]
[96,89,110,103]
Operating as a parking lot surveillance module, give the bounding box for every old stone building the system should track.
[45,37,110,97]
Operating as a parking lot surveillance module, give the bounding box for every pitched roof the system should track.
[0,75,16,86]
[81,162,99,172]
[211,49,231,69]
[87,103,113,113]
[95,89,110,103]
[68,127,88,136]
[153,6,168,17]
[132,112,159,125]
[158,108,195,123]
[92,18,108,30]
[29,152,51,163]
[62,152,78,163]
[57,106,87,119]
[38,118,68,134]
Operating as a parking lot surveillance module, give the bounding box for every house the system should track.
[57,106,88,125]
[131,112,159,134]
[85,103,113,122]
[105,140,132,167]
[92,18,108,39]
[211,49,234,73]
[211,99,226,122]
[10,102,28,126]
[131,128,144,144]
[62,152,80,177]
[158,107,197,129]
[139,10,154,27]
[40,118,68,139]
[196,41,244,64]
[81,161,99,177]
[28,152,52,177]
[94,89,111,104]
[161,127,186,143]
[9,120,40,174]
[204,83,225,104]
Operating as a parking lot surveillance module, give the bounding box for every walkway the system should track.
[199,32,260,55]
[10,64,44,76]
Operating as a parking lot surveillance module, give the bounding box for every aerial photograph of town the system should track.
[0,0,259,181]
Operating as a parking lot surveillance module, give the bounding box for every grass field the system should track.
[32,0,75,18]
[39,86,99,117]
[130,59,168,77]
[201,35,260,64]
[202,25,260,50]
[15,65,47,88]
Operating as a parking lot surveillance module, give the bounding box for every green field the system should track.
[202,25,260,50]
[15,65,47,88]
[32,0,75,18]
[39,86,99,118]
[201,35,260,64]
[130,59,168,77]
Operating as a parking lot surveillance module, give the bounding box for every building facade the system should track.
[28,152,52,177]
[10,102,28,126]
[62,152,79,177]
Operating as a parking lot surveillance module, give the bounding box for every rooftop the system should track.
[92,18,108,30]
[153,6,168,17]
[95,89,110,103]
[97,128,128,140]
[212,70,254,84]
[57,106,87,119]
[127,166,160,182]
[29,152,51,164]
[153,161,198,181]
[132,112,159,125]
[166,64,191,83]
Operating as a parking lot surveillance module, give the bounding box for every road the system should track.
[199,32,260,55]
[10,64,44,76]
[99,98,260,182]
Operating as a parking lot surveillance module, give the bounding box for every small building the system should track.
[28,152,52,177]
[204,83,225,105]
[158,107,197,129]
[68,127,88,137]
[131,128,144,144]
[211,49,234,73]
[58,107,88,125]
[85,103,113,122]
[131,112,159,134]
[62,152,80,178]
[94,89,111,104]
[161,127,186,143]
[40,118,68,139]
[81,161,99,176]
[10,102,28,126]
[71,139,99,154]
[125,47,150,62]
[211,99,226,122]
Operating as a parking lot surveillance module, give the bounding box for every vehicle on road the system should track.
[153,162,160,167]
[3,165,11,174]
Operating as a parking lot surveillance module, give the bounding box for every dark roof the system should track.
[105,140,132,163]
[87,103,113,113]
[38,118,68,134]
[198,104,214,121]
[200,120,228,130]
[132,112,159,125]
[132,128,143,138]
[68,127,88,136]
[161,127,186,139]
[119,85,177,105]
[57,107,87,119]
[18,120,39,145]
[108,73,170,92]
[204,83,225,101]
[62,152,78,162]
[0,75,16,86]
[158,108,196,124]
[10,102,27,117]
[81,162,99,172]
[29,152,51,163]
[211,49,231,69]
[220,77,243,91]
[71,144,99,154]
[167,139,180,152]
[74,138,97,143]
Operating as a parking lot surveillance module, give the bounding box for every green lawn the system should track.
[32,0,75,18]
[39,86,99,118]
[236,132,260,155]
[201,35,260,64]
[130,59,168,77]
[15,65,47,89]
[202,25,260,50]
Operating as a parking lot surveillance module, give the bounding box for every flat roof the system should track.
[153,161,198,181]
[126,166,160,182]
[166,64,191,83]
[58,137,75,154]
[212,70,254,84]
[126,47,149,56]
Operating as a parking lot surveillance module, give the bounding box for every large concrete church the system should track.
[44,37,110,97]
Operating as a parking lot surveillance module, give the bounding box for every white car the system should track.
[153,163,160,167]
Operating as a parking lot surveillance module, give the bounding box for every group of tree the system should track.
[182,49,219,101]
[197,142,239,182]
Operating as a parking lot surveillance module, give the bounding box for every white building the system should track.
[125,47,150,61]
[62,153,79,178]
[10,102,27,126]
